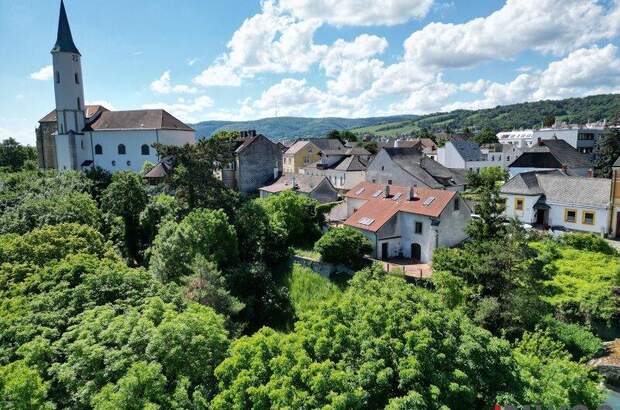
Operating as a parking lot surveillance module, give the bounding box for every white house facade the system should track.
[500,171,611,235]
[342,182,471,262]
[497,123,606,154]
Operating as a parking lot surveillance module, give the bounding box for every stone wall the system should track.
[237,135,282,193]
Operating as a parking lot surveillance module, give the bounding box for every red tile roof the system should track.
[343,182,456,232]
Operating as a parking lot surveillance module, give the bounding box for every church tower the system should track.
[51,0,86,169]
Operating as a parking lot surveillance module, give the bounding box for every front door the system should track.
[381,242,389,260]
[410,243,421,261]
[536,209,545,225]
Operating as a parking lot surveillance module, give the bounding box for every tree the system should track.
[466,166,508,192]
[314,226,372,269]
[184,255,245,324]
[139,193,179,250]
[149,208,238,283]
[0,360,53,410]
[512,330,604,409]
[361,140,379,155]
[101,171,148,264]
[155,138,241,214]
[0,138,37,171]
[472,127,499,145]
[543,114,556,127]
[258,190,322,246]
[593,128,620,178]
[213,266,525,409]
[83,166,112,203]
[466,183,507,241]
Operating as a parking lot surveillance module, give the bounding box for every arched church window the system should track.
[141,144,150,155]
[95,144,103,155]
[118,144,126,155]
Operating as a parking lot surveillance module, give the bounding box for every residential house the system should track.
[301,155,369,191]
[218,130,282,194]
[608,157,620,238]
[366,147,466,191]
[282,140,321,174]
[507,138,593,177]
[259,174,338,203]
[436,140,520,171]
[497,122,607,154]
[500,171,611,235]
[342,182,471,262]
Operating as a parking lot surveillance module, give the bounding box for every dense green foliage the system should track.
[314,226,372,269]
[593,128,620,178]
[0,138,37,171]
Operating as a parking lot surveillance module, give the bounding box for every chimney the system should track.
[407,186,414,201]
[537,137,543,146]
[384,184,390,198]
[587,168,594,178]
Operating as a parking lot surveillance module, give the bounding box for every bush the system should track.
[559,233,617,255]
[314,226,372,269]
[542,316,603,361]
[285,263,341,314]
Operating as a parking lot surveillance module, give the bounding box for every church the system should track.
[36,1,195,172]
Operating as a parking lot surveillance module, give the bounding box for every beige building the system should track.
[282,140,321,174]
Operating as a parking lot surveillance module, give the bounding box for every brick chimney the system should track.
[407,186,416,201]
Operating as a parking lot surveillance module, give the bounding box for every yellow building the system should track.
[610,159,620,237]
[282,140,321,174]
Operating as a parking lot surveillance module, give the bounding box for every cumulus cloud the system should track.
[278,0,434,26]
[403,0,620,68]
[29,65,53,81]
[193,59,242,87]
[150,71,198,94]
[143,95,214,123]
[320,34,388,76]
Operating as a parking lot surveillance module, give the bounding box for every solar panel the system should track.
[358,217,375,226]
[372,190,382,197]
[355,187,365,195]
[392,193,402,201]
[423,196,435,206]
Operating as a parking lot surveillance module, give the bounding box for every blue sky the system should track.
[1,0,619,144]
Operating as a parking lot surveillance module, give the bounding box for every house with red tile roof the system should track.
[342,182,471,262]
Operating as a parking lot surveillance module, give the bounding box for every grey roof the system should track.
[344,147,371,156]
[307,138,345,152]
[451,140,482,161]
[51,0,80,55]
[383,147,465,189]
[501,171,610,208]
[334,155,368,172]
[86,109,193,131]
[260,174,334,194]
[509,139,592,169]
[39,105,108,123]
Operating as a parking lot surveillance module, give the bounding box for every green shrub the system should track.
[285,263,341,314]
[542,316,603,361]
[314,226,372,269]
[559,233,617,255]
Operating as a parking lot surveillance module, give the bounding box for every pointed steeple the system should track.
[51,0,80,55]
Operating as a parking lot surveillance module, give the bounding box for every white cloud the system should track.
[278,0,434,26]
[29,65,53,81]
[321,34,388,76]
[403,0,620,68]
[443,44,620,111]
[327,59,385,95]
[193,59,242,87]
[0,127,35,146]
[142,95,214,123]
[150,71,198,94]
[459,79,491,94]
[187,58,199,66]
[388,80,457,114]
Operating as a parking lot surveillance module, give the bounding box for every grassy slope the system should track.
[285,263,342,315]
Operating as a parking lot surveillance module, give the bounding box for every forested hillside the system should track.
[351,94,620,136]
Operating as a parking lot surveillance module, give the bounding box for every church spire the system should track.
[51,0,80,55]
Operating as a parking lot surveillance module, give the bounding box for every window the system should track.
[77,97,81,110]
[507,156,510,161]
[95,144,103,155]
[515,197,524,211]
[582,211,595,225]
[454,198,460,211]
[141,144,150,155]
[388,179,392,185]
[126,160,131,166]
[564,209,577,223]
[80,139,84,149]
[117,144,126,155]
[74,73,79,84]
[55,71,60,84]
[111,160,116,166]
[381,166,385,171]
[415,222,423,234]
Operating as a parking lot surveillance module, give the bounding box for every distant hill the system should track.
[191,94,620,140]
[191,115,419,140]
[351,94,620,136]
